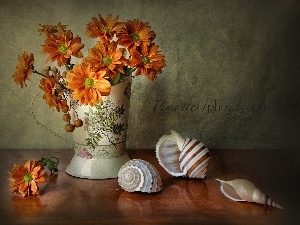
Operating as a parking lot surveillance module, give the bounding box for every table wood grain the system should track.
[0,149,298,225]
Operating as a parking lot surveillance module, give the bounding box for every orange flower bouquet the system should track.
[12,14,166,133]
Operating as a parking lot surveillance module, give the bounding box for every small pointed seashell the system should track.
[156,130,210,179]
[118,159,162,193]
[216,178,284,209]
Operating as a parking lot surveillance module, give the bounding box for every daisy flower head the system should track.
[8,160,47,197]
[42,27,84,67]
[117,19,156,50]
[38,22,68,36]
[85,14,125,41]
[66,61,111,106]
[85,40,127,80]
[39,76,69,112]
[12,51,34,88]
[129,42,166,80]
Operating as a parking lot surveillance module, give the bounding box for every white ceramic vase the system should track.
[65,76,132,179]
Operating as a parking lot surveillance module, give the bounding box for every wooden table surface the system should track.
[0,148,299,225]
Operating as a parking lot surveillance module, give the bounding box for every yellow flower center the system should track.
[101,27,112,33]
[84,77,95,88]
[142,56,150,65]
[23,172,33,183]
[102,56,112,66]
[59,45,68,54]
[131,33,140,42]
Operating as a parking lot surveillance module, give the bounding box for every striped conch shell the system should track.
[118,159,162,193]
[156,130,210,179]
[216,178,284,209]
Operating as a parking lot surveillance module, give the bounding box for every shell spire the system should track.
[170,130,185,150]
[216,178,284,209]
[118,159,162,193]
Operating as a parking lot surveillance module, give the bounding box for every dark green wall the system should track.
[1,0,299,149]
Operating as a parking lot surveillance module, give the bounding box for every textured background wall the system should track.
[0,0,299,150]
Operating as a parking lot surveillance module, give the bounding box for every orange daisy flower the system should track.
[39,76,69,112]
[38,22,68,36]
[12,51,34,88]
[85,40,127,80]
[85,14,125,41]
[42,27,84,67]
[117,19,156,50]
[8,160,47,197]
[129,42,166,80]
[66,62,111,106]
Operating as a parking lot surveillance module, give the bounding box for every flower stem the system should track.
[32,68,69,90]
[32,69,48,78]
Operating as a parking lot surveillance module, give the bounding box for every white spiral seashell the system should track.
[216,178,284,209]
[156,130,210,179]
[118,159,162,193]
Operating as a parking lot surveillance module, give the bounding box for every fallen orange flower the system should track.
[8,160,47,197]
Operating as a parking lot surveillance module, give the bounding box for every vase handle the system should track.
[31,91,74,147]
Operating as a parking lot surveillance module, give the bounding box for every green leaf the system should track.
[38,157,59,173]
[47,160,58,172]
